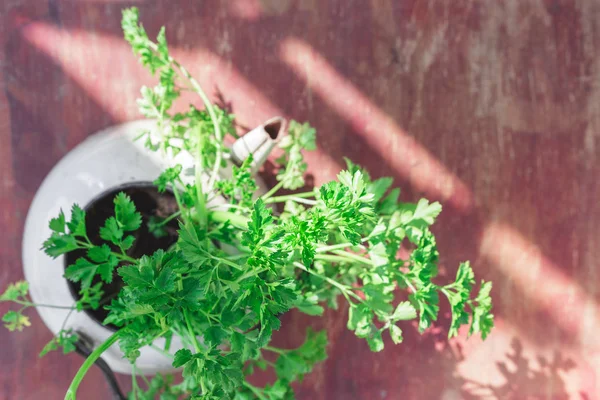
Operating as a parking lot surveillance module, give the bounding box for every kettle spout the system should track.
[231,116,285,171]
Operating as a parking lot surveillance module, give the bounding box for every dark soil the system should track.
[65,183,179,330]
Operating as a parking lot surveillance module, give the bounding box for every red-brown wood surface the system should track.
[1,1,599,399]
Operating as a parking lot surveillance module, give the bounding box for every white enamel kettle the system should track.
[22,117,285,375]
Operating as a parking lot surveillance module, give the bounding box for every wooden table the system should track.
[1,1,598,399]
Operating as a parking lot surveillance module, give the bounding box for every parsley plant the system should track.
[1,8,493,400]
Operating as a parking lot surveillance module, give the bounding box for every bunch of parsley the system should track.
[0,7,493,400]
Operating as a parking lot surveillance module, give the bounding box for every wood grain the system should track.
[1,1,598,398]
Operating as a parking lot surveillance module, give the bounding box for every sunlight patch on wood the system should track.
[279,37,474,212]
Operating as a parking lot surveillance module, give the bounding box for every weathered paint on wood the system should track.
[1,1,598,398]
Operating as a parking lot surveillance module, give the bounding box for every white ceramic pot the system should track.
[22,118,283,374]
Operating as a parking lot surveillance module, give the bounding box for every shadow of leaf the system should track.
[459,338,577,400]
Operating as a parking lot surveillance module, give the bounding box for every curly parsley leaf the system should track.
[276,120,316,190]
[216,154,257,209]
[98,193,140,251]
[274,328,327,383]
[319,170,376,244]
[293,294,324,316]
[65,251,119,290]
[391,301,417,322]
[444,262,475,337]
[411,198,443,226]
[43,233,79,258]
[39,329,78,357]
[43,206,89,258]
[132,374,184,400]
[67,205,87,237]
[1,282,34,333]
[154,164,183,192]
[115,192,142,231]
[173,348,193,368]
[469,280,494,339]
[410,284,440,333]
[241,199,272,249]
[76,282,104,311]
[49,210,66,233]
[2,310,31,332]
[174,348,244,396]
[99,217,123,245]
[0,281,29,302]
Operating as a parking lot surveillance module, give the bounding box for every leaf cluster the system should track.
[276,121,316,190]
[1,281,31,332]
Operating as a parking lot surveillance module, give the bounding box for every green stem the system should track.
[12,300,74,310]
[284,197,317,206]
[264,190,316,204]
[60,308,76,333]
[64,330,124,400]
[171,185,190,224]
[164,333,173,352]
[315,236,371,253]
[139,373,151,389]
[243,382,268,400]
[75,241,137,263]
[199,308,223,325]
[331,250,373,265]
[315,242,354,253]
[235,267,269,283]
[200,379,208,396]
[398,274,417,294]
[293,262,361,302]
[208,204,251,213]
[131,365,139,400]
[149,344,174,359]
[117,253,137,263]
[209,210,250,228]
[441,288,453,300]
[226,253,250,260]
[183,308,206,396]
[261,181,285,200]
[263,345,286,355]
[83,234,93,246]
[176,63,223,193]
[155,210,182,227]
[194,141,208,227]
[171,141,204,227]
[183,309,202,353]
[200,249,244,270]
[314,254,355,264]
